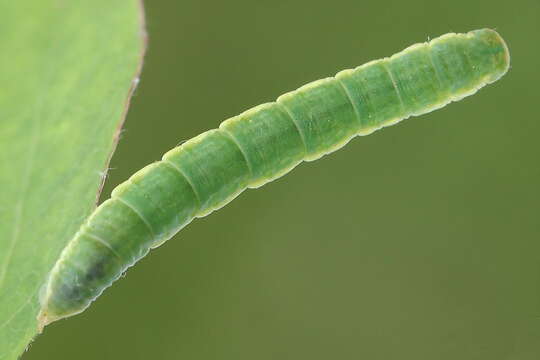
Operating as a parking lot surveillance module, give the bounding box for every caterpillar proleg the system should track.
[38,29,510,329]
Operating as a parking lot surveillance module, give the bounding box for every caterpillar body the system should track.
[38,29,510,328]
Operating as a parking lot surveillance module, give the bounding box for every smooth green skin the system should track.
[39,29,510,327]
[0,1,145,359]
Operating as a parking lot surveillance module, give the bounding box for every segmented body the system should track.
[38,29,510,327]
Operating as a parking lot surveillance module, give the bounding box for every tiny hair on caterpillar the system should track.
[38,28,510,329]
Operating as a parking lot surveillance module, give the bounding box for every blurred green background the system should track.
[27,0,539,359]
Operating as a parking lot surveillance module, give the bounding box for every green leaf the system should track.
[0,1,145,359]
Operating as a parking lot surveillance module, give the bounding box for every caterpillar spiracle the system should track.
[38,29,510,328]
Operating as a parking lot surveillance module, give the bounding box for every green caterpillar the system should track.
[38,28,510,329]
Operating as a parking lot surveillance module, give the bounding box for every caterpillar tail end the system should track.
[471,28,511,83]
[36,309,58,334]
[36,272,85,333]
[37,293,86,333]
[36,281,63,333]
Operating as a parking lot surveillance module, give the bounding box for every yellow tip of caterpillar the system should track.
[36,310,54,334]
[36,277,64,332]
